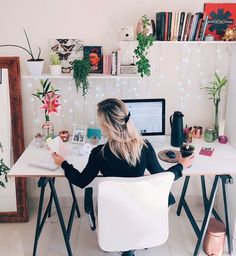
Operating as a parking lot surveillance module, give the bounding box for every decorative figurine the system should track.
[222,27,236,41]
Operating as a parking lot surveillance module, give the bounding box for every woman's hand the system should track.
[178,154,194,169]
[51,152,65,166]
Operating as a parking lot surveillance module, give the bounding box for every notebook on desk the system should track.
[29,154,59,171]
[29,136,70,171]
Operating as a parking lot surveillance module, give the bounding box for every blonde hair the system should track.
[97,98,145,166]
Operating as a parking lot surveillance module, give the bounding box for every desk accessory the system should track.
[72,125,88,144]
[79,143,92,156]
[158,149,180,163]
[180,144,195,158]
[218,135,228,144]
[204,127,216,143]
[192,126,203,138]
[87,128,101,140]
[199,147,214,157]
[170,111,184,147]
[59,130,70,142]
[34,133,44,148]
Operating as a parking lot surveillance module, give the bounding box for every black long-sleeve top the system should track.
[61,140,183,205]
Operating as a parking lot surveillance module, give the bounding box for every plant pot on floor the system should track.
[27,60,44,75]
[50,65,61,76]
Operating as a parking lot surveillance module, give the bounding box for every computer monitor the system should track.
[122,99,165,136]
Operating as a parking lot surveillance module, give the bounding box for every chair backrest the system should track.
[97,172,175,252]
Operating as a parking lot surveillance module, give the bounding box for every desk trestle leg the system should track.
[33,178,78,256]
[177,176,190,216]
[221,175,233,254]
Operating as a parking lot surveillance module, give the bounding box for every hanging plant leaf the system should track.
[72,58,91,97]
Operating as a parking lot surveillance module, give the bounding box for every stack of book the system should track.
[156,12,208,41]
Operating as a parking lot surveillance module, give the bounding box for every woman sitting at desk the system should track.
[52,98,194,205]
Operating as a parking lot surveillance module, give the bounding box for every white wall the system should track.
[0,0,235,204]
[220,45,236,238]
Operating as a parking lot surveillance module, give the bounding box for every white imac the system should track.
[122,99,165,136]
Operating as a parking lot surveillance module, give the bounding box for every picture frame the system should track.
[84,46,103,73]
[50,39,84,74]
[72,125,88,144]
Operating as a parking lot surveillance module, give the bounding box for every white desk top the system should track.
[8,136,236,177]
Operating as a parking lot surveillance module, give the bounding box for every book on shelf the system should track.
[103,54,112,75]
[111,49,122,76]
[178,12,185,41]
[204,3,236,40]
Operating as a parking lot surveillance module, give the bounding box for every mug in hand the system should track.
[180,144,195,158]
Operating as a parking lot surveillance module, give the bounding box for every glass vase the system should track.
[42,121,54,140]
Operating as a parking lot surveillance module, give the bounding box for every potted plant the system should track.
[32,79,61,139]
[72,58,91,97]
[0,29,44,75]
[50,52,61,76]
[134,15,155,77]
[180,143,195,158]
[202,73,228,138]
[0,142,9,188]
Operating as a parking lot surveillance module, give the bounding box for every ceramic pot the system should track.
[27,60,44,75]
[50,65,62,76]
[180,144,195,158]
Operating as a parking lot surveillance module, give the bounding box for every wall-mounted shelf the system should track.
[119,40,236,45]
[22,74,141,79]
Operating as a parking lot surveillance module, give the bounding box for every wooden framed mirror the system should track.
[0,57,28,222]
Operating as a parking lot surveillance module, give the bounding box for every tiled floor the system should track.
[0,205,234,256]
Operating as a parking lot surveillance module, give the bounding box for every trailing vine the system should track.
[72,58,91,97]
[134,15,154,77]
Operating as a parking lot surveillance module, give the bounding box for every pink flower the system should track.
[40,93,61,115]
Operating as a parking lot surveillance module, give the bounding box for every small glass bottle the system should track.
[204,127,215,143]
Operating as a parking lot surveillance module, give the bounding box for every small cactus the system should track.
[50,52,61,65]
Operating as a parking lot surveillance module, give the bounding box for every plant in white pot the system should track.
[50,52,61,76]
[0,29,44,75]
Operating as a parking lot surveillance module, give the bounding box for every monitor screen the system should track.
[122,99,165,136]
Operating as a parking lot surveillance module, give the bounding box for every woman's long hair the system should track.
[97,98,145,166]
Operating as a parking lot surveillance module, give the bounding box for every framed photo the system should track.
[72,125,88,144]
[84,46,103,73]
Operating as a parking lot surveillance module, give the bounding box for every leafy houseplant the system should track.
[72,58,91,97]
[202,73,228,138]
[134,15,155,77]
[0,29,44,75]
[32,79,61,122]
[0,142,9,188]
[0,29,42,61]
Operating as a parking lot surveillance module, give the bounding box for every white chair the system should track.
[84,172,174,256]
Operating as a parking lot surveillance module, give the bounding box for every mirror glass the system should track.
[0,57,28,222]
[0,68,16,211]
